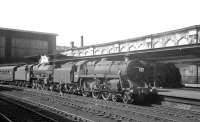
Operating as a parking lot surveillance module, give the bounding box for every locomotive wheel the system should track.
[102,92,111,101]
[92,90,101,99]
[111,94,118,102]
[63,85,69,93]
[68,86,74,94]
[82,91,90,97]
[123,92,133,104]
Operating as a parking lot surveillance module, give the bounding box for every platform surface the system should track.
[158,88,200,100]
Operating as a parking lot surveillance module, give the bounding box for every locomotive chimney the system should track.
[70,41,74,48]
[81,36,84,47]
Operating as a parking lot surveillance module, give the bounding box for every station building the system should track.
[0,27,57,64]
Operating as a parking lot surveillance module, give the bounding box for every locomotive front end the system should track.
[125,60,157,103]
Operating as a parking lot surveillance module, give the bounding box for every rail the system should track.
[0,112,13,122]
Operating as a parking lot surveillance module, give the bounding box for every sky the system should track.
[0,0,200,47]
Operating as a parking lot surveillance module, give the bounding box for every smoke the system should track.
[39,55,49,64]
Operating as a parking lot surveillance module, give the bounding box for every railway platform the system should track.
[157,88,200,100]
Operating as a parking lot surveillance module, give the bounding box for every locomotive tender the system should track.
[0,57,161,104]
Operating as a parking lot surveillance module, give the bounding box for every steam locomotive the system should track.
[0,56,181,104]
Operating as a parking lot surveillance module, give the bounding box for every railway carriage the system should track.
[0,66,16,84]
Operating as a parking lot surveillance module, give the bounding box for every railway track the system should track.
[0,112,12,122]
[1,85,200,122]
[27,86,200,122]
[30,88,200,122]
[0,95,60,122]
[51,92,200,122]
